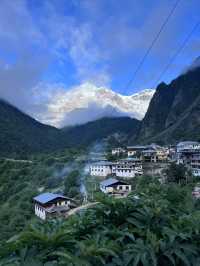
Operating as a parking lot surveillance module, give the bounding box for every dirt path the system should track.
[66,202,99,217]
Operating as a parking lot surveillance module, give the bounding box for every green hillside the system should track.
[0,99,68,156]
[0,99,140,156]
[63,117,140,147]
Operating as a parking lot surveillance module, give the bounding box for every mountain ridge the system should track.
[135,62,200,144]
[0,98,140,156]
[39,83,154,127]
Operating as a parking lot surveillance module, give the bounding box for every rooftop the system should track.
[142,149,156,153]
[127,145,147,150]
[177,141,199,146]
[100,178,126,187]
[33,192,68,204]
[100,178,120,187]
[91,161,114,166]
[119,158,141,161]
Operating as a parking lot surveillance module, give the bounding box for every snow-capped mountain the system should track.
[40,83,155,127]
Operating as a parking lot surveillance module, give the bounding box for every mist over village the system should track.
[0,0,200,265]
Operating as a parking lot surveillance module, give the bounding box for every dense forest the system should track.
[0,99,139,157]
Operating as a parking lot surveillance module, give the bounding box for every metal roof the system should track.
[177,141,199,146]
[33,192,68,204]
[91,161,114,166]
[127,145,147,150]
[142,149,156,153]
[119,158,141,161]
[100,178,121,187]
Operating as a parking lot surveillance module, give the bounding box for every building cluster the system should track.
[113,144,169,163]
[90,158,143,178]
[90,144,170,179]
[91,141,200,179]
[34,141,200,220]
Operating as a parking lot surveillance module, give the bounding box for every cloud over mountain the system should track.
[33,82,155,127]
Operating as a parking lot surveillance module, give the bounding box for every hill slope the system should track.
[63,117,140,147]
[136,63,200,144]
[0,99,140,155]
[0,99,67,156]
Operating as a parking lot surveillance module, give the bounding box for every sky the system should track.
[0,0,200,126]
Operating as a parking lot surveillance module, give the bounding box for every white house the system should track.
[177,141,200,153]
[116,168,137,178]
[90,161,113,177]
[90,159,143,178]
[112,147,126,156]
[175,141,200,176]
[100,178,131,194]
[33,192,74,220]
[115,158,143,177]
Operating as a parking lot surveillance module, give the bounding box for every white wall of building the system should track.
[116,169,136,178]
[112,148,125,155]
[100,184,131,194]
[192,169,200,177]
[90,165,112,177]
[177,142,200,153]
[35,204,46,220]
[128,151,136,157]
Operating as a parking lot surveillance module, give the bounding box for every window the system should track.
[119,186,123,190]
[126,186,129,190]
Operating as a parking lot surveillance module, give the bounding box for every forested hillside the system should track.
[63,117,140,146]
[0,99,140,156]
[0,99,68,156]
[0,148,83,242]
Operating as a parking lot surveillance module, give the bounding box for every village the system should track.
[33,141,200,220]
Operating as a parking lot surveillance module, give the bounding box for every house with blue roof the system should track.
[33,192,76,220]
[100,178,131,194]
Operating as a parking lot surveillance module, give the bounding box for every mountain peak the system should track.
[41,83,155,127]
[190,56,200,70]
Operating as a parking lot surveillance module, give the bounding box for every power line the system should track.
[153,20,200,88]
[124,0,181,93]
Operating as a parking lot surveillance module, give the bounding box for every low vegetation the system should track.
[1,174,200,265]
[0,148,83,243]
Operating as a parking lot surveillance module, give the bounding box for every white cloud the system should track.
[0,0,199,126]
[30,82,154,128]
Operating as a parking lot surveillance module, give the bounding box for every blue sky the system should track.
[0,0,200,122]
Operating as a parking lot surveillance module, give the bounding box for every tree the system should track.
[64,170,80,197]
[165,162,191,184]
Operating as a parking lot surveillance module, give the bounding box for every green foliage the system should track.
[0,149,84,244]
[0,99,140,156]
[165,163,192,184]
[0,99,71,157]
[62,117,140,147]
[64,170,80,198]
[1,180,200,265]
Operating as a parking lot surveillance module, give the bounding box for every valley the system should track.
[1,59,200,265]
